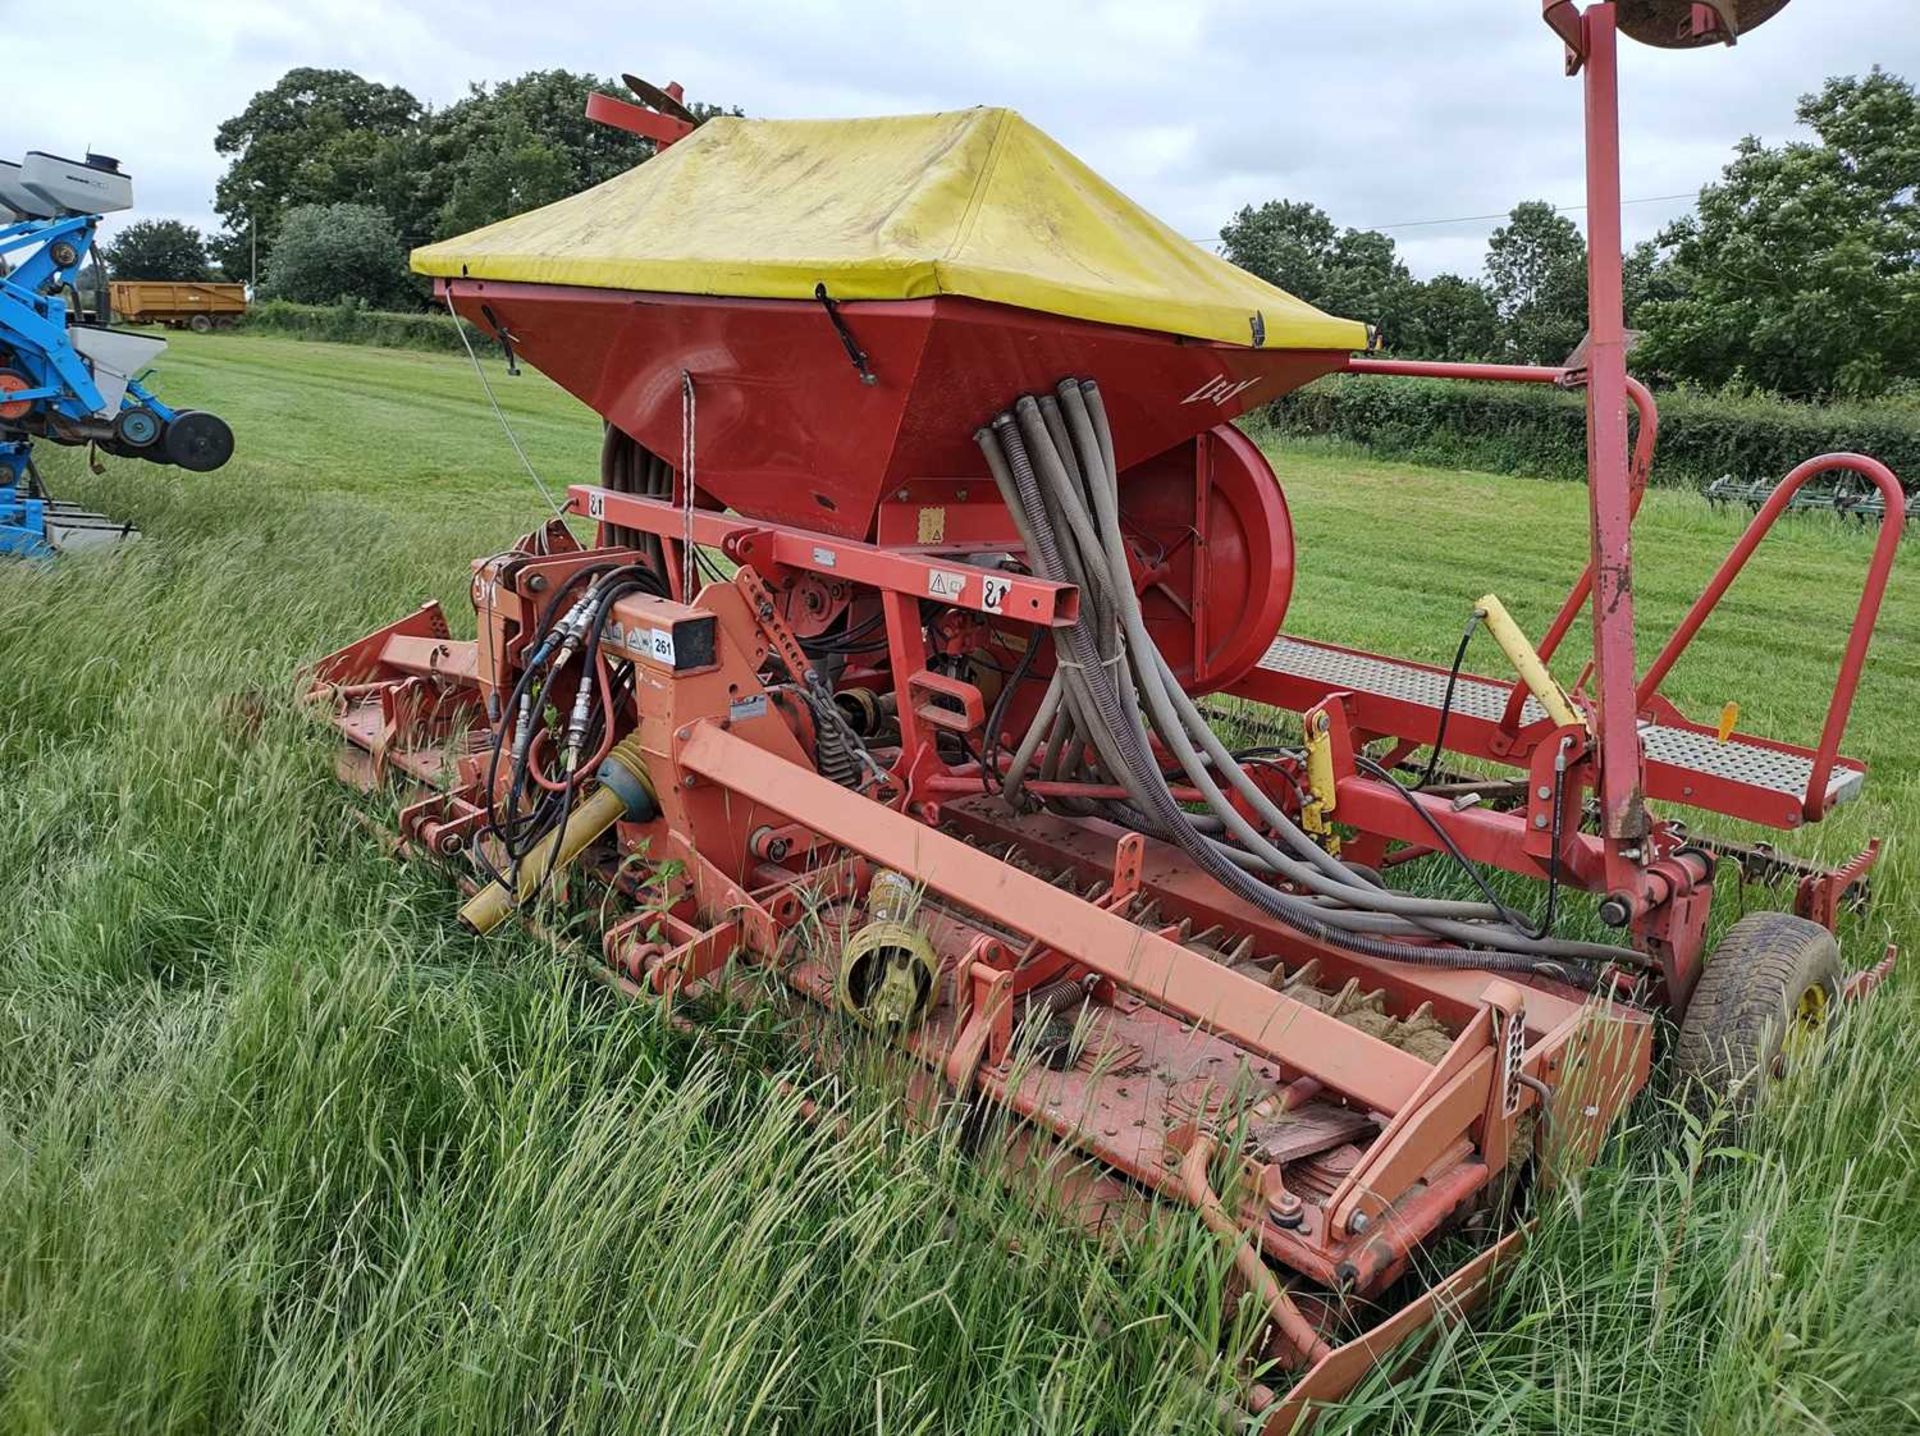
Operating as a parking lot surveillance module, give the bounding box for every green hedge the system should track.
[1260,375,1920,492]
[239,298,485,354]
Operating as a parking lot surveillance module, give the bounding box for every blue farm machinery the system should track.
[0,150,233,556]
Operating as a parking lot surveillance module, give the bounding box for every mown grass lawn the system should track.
[2,330,1915,1434]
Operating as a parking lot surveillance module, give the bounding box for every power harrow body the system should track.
[0,153,233,556]
[303,5,1900,1426]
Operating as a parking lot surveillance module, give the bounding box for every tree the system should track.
[1220,200,1429,347]
[1635,68,1920,397]
[1485,201,1589,364]
[102,220,210,281]
[211,69,427,276]
[1397,275,1500,362]
[207,67,743,278]
[1622,239,1685,330]
[423,71,737,238]
[257,203,416,310]
[1220,199,1340,301]
[433,113,576,239]
[1318,228,1415,337]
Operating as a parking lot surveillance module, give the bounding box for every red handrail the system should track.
[1636,454,1906,822]
[1340,357,1661,731]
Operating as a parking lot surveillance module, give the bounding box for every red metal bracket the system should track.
[1796,839,1883,932]
[1637,455,1905,824]
[907,668,986,734]
[1844,945,1898,1003]
[572,485,1079,627]
[585,90,694,147]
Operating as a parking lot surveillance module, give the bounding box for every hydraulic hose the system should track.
[975,380,1643,976]
[1025,390,1502,927]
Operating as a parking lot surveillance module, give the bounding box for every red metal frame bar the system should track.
[1637,454,1907,822]
[1343,356,1660,676]
[675,720,1437,1114]
[584,90,695,147]
[573,484,1079,626]
[1577,3,1646,861]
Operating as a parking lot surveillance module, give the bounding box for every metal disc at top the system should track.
[1618,0,1791,48]
[621,74,696,123]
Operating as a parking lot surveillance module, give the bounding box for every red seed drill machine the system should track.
[303,3,1901,1425]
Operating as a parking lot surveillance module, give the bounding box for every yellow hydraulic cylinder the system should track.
[1475,594,1585,732]
[460,734,655,935]
[1301,708,1341,855]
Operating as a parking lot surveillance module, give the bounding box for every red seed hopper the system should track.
[307,5,1898,1427]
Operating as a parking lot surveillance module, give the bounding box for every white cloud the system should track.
[8,0,1913,279]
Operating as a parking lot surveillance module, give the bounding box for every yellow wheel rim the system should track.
[1773,984,1831,1078]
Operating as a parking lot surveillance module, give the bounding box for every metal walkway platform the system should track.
[1255,635,1863,815]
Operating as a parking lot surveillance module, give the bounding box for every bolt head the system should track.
[1347,1210,1370,1235]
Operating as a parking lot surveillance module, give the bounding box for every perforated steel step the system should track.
[1259,637,1546,725]
[1640,723,1862,805]
[1257,636,1861,805]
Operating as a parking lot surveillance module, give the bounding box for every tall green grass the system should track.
[2,333,1915,1433]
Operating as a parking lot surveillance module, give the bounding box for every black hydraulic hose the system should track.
[981,626,1044,796]
[1418,612,1481,791]
[1062,379,1642,964]
[1355,754,1547,934]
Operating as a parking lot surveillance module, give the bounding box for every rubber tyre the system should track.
[162,410,235,472]
[188,313,214,334]
[1673,912,1841,1120]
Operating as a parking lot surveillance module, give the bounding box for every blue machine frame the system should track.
[1,211,203,556]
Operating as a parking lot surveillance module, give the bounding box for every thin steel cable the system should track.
[443,292,567,523]
[680,370,697,600]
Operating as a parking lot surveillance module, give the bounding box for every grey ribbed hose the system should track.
[976,385,1641,975]
[1062,384,1642,966]
[987,416,1573,972]
[1031,387,1509,930]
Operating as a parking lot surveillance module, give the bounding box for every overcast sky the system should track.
[8,0,1916,278]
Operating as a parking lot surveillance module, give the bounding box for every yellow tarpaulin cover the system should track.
[411,107,1368,351]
